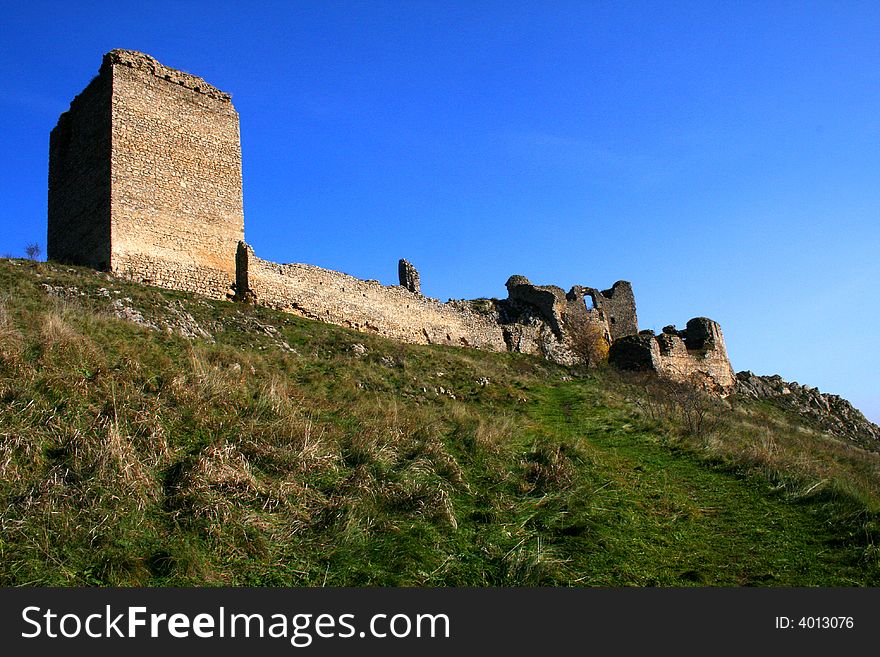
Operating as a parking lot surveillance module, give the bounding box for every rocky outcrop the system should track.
[736,371,880,451]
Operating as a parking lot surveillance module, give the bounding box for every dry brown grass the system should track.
[39,299,87,350]
[0,297,24,366]
[522,441,575,494]
[96,416,159,509]
[164,441,278,559]
[186,346,235,401]
[0,431,37,485]
[712,410,880,507]
[474,412,517,455]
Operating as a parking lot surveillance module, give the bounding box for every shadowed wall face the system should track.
[48,73,112,270]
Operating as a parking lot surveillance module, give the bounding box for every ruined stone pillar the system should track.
[398,259,421,295]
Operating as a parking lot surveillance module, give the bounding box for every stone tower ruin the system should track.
[48,49,244,299]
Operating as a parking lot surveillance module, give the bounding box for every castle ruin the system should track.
[48,50,736,393]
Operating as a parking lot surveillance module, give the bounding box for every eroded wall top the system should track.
[103,49,232,102]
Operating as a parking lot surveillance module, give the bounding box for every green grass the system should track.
[1,258,879,586]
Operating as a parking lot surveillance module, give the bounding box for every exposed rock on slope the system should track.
[736,371,880,451]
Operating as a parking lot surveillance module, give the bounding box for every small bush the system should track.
[566,320,609,367]
[25,242,42,260]
[619,371,724,441]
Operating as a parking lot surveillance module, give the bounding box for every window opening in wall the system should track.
[584,295,595,311]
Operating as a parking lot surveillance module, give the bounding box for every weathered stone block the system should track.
[398,259,421,294]
[609,334,660,371]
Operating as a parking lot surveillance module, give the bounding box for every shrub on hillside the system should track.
[565,320,609,367]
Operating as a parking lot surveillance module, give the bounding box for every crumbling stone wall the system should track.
[608,318,737,394]
[504,276,567,337]
[48,49,244,299]
[236,243,640,366]
[497,276,638,365]
[587,281,638,342]
[237,243,509,351]
[235,249,642,368]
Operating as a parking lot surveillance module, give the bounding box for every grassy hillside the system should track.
[1,258,879,586]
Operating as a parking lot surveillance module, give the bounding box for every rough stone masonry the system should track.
[48,50,736,393]
[49,49,243,300]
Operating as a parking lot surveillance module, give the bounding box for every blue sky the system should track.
[1,1,878,421]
